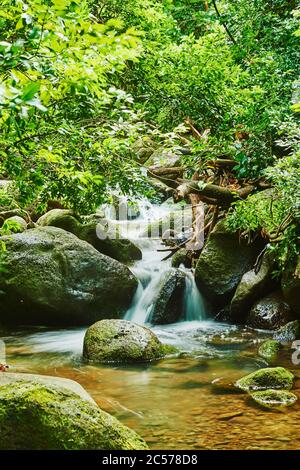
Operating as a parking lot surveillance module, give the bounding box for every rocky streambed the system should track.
[0,197,299,449]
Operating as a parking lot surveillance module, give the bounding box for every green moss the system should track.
[258,340,282,362]
[37,209,142,263]
[159,344,179,356]
[250,389,298,410]
[236,367,294,392]
[0,381,148,450]
[83,319,171,363]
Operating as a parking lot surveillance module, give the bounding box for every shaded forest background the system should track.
[0,0,299,270]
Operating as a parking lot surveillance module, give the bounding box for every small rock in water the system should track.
[83,319,175,363]
[236,367,294,392]
[250,389,298,410]
[211,378,242,394]
[218,411,244,421]
[258,340,282,362]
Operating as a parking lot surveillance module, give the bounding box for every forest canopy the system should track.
[0,0,299,267]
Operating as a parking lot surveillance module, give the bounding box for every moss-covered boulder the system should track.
[0,227,138,326]
[83,319,172,363]
[230,252,276,322]
[236,367,294,392]
[0,379,147,450]
[36,208,79,232]
[282,256,300,316]
[4,215,27,233]
[274,320,300,343]
[195,221,263,310]
[246,291,293,330]
[150,269,186,325]
[171,248,192,268]
[250,389,298,410]
[37,209,142,263]
[258,340,282,362]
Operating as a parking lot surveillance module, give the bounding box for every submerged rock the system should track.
[282,256,300,316]
[258,340,282,361]
[83,319,173,363]
[211,378,242,394]
[236,367,294,392]
[0,227,138,326]
[273,320,300,343]
[230,253,276,322]
[195,221,263,310]
[247,291,293,330]
[0,377,147,450]
[150,269,186,325]
[37,209,142,263]
[250,389,297,410]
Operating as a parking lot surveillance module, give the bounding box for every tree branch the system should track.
[173,180,255,206]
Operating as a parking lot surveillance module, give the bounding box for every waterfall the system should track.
[103,197,208,326]
[182,270,206,322]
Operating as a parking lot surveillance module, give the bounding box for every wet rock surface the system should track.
[246,291,294,330]
[83,319,173,363]
[0,227,138,326]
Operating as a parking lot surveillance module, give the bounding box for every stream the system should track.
[2,198,300,450]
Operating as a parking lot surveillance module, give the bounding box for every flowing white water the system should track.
[182,269,207,322]
[119,198,207,326]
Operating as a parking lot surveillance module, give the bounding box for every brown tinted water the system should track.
[2,321,300,450]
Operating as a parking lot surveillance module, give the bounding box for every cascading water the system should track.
[182,269,207,322]
[118,197,208,326]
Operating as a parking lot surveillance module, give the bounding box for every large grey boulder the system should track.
[37,209,142,263]
[0,374,147,450]
[230,252,276,322]
[150,269,186,325]
[195,221,263,310]
[246,291,294,330]
[0,226,138,326]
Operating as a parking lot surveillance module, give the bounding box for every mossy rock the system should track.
[0,381,147,450]
[258,340,282,362]
[171,248,192,268]
[236,367,294,392]
[195,220,263,310]
[83,319,174,363]
[230,252,276,322]
[250,389,298,410]
[37,209,80,232]
[150,268,186,325]
[37,209,142,263]
[0,227,138,326]
[4,215,27,233]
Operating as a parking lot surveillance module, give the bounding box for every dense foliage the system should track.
[0,0,299,265]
